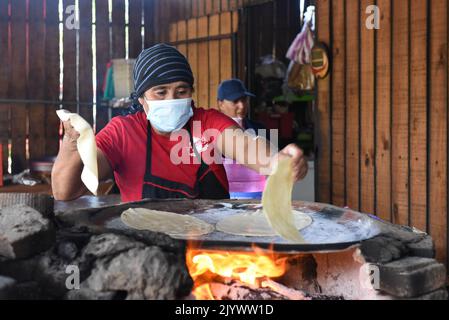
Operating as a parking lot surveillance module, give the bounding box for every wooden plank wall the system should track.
[0,0,297,174]
[0,0,256,173]
[0,0,11,175]
[0,0,59,173]
[147,0,264,43]
[316,0,449,268]
[168,12,238,109]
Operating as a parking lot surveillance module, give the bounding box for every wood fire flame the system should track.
[186,245,297,300]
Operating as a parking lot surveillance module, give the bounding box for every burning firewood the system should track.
[261,279,309,300]
[204,281,309,300]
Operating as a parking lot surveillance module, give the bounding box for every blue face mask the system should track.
[144,98,193,133]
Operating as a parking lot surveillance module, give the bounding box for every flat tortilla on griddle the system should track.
[216,210,312,237]
[121,208,214,238]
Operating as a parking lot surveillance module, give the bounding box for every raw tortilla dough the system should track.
[262,158,306,242]
[121,208,214,238]
[56,109,99,195]
[216,210,312,237]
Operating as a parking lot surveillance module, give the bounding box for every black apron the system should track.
[142,121,230,200]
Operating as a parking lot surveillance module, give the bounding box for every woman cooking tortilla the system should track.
[52,44,308,202]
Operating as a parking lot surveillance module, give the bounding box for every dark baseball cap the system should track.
[217,79,256,101]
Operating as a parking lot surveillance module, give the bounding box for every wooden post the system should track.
[331,0,346,207]
[315,0,332,204]
[345,0,360,211]
[375,0,392,222]
[409,0,428,232]
[360,0,376,214]
[391,0,410,226]
[10,0,28,174]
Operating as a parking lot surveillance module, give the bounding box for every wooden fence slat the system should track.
[159,0,170,42]
[197,16,209,108]
[221,0,229,12]
[391,0,410,226]
[187,18,197,39]
[192,0,199,18]
[95,0,111,133]
[235,7,246,81]
[208,38,220,109]
[187,18,199,104]
[177,20,187,57]
[178,20,187,41]
[62,0,77,114]
[220,13,232,84]
[288,0,300,43]
[360,0,376,214]
[233,9,239,34]
[315,0,331,204]
[345,0,360,211]
[330,0,345,207]
[246,6,259,78]
[447,0,449,267]
[198,0,206,17]
[409,0,428,231]
[79,0,93,125]
[259,3,273,56]
[169,23,178,42]
[274,0,290,63]
[375,0,392,222]
[184,0,192,20]
[429,0,448,266]
[213,0,221,13]
[220,11,232,34]
[205,0,213,15]
[208,12,221,105]
[44,0,61,157]
[168,0,181,22]
[0,0,10,172]
[28,0,47,160]
[112,0,126,59]
[129,0,143,58]
[10,0,28,173]
[219,38,232,82]
[229,0,238,11]
[144,0,155,47]
[209,14,220,36]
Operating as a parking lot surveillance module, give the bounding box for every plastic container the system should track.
[223,158,266,199]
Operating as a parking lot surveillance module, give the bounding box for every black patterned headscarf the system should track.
[127,44,194,114]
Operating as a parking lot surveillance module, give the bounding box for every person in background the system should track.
[217,79,268,138]
[217,79,269,199]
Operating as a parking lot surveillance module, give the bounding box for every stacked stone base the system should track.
[0,198,448,300]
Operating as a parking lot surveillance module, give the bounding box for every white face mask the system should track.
[144,98,193,133]
[231,117,244,128]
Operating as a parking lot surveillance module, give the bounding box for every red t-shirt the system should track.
[96,107,236,202]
